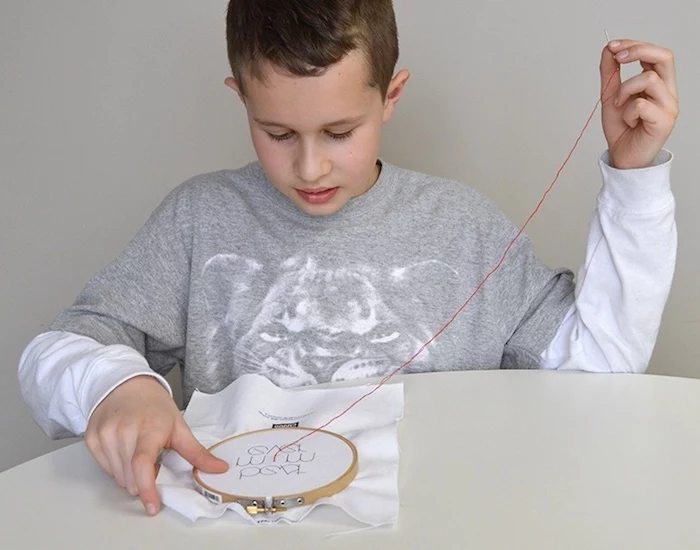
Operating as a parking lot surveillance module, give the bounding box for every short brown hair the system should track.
[226,0,399,97]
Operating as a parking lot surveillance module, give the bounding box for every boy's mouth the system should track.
[296,187,339,205]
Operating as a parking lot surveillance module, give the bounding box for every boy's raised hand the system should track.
[601,40,679,170]
[84,375,228,515]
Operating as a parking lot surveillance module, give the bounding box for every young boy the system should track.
[18,0,678,517]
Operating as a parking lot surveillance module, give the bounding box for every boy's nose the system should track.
[294,144,332,184]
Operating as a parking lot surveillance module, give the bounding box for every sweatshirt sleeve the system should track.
[540,150,676,372]
[18,184,193,437]
[49,184,193,368]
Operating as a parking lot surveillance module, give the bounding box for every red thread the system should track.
[276,69,620,457]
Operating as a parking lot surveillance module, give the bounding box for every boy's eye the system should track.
[267,132,293,142]
[265,130,355,143]
[326,130,354,141]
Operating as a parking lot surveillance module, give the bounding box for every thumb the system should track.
[170,422,229,473]
[599,44,621,103]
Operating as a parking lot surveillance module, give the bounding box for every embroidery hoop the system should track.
[192,427,358,515]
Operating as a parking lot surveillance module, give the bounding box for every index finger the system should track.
[607,40,678,100]
[131,435,164,516]
[599,44,622,102]
[170,421,229,474]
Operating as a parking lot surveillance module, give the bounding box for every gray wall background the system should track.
[1,1,698,471]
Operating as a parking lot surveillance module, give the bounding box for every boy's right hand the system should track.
[84,375,228,516]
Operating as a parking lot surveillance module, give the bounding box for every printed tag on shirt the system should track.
[272,422,300,429]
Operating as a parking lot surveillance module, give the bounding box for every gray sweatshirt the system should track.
[19,152,677,438]
[48,160,574,403]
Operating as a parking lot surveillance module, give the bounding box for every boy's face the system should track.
[226,51,409,216]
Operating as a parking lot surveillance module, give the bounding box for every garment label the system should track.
[272,422,300,429]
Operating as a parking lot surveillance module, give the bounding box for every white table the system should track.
[3,370,700,549]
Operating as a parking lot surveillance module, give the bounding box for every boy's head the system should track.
[225,0,410,216]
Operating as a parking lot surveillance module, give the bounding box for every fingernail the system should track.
[146,504,157,516]
[616,50,629,60]
[610,40,621,48]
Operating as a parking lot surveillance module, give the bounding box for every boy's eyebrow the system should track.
[253,115,365,128]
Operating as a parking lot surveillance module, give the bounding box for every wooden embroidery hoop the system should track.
[192,427,358,515]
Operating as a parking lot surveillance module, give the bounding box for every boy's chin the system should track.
[296,201,346,217]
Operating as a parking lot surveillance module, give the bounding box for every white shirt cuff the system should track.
[599,149,673,215]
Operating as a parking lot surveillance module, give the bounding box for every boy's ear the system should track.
[382,69,411,123]
[225,77,246,104]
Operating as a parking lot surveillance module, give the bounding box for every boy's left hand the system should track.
[601,40,679,170]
